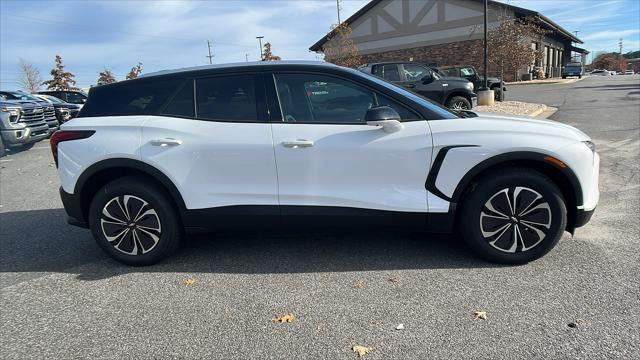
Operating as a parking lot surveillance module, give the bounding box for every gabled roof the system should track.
[309,0,582,52]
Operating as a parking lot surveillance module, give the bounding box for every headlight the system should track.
[583,140,596,153]
[1,106,21,123]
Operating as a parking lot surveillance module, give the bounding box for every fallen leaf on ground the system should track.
[388,277,399,283]
[568,319,584,328]
[182,278,196,285]
[272,313,295,323]
[395,323,404,330]
[354,281,365,289]
[352,345,371,357]
[473,310,487,320]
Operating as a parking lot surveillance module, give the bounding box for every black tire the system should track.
[562,76,566,79]
[491,87,502,101]
[0,136,6,158]
[459,168,567,264]
[88,176,182,266]
[446,96,471,110]
[578,75,582,79]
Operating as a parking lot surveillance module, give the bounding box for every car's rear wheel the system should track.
[88,176,182,266]
[446,96,471,110]
[460,168,567,264]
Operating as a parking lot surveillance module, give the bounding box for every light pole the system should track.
[477,0,495,106]
[256,36,264,61]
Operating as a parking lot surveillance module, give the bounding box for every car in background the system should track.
[590,70,610,76]
[33,94,81,122]
[0,100,49,157]
[0,91,58,135]
[36,90,87,108]
[562,63,584,79]
[358,62,477,110]
[437,65,506,100]
[625,70,635,75]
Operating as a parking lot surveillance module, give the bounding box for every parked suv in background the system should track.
[33,94,80,122]
[53,61,598,266]
[358,62,477,110]
[438,65,506,100]
[0,100,49,157]
[36,90,87,108]
[0,91,58,135]
[562,63,584,79]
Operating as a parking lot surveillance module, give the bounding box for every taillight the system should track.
[50,130,95,167]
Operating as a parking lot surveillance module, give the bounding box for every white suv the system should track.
[51,61,599,265]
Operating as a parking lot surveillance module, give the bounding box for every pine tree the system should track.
[97,68,117,85]
[262,42,281,61]
[126,62,143,80]
[42,55,78,90]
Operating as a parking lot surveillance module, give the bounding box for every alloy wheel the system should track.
[452,101,469,110]
[479,187,552,253]
[100,195,162,255]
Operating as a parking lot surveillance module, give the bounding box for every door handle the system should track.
[282,139,314,148]
[404,83,415,88]
[150,138,182,146]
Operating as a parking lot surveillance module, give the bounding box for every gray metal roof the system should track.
[140,60,336,78]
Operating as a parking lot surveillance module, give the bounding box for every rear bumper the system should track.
[59,187,89,228]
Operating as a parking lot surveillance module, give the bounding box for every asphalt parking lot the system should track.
[1,75,639,359]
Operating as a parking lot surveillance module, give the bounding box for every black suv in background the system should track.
[36,90,87,106]
[0,91,58,135]
[358,62,477,110]
[437,65,506,101]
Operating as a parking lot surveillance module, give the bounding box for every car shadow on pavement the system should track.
[0,208,499,283]
[574,83,640,91]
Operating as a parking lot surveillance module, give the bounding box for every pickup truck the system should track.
[437,65,506,101]
[0,100,50,157]
[358,62,477,110]
[0,91,59,135]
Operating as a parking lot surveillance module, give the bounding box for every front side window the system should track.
[273,73,417,124]
[195,75,258,121]
[403,64,430,82]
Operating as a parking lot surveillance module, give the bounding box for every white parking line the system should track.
[0,159,13,162]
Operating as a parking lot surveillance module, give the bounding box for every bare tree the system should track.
[261,43,281,61]
[42,55,78,90]
[97,68,117,85]
[126,62,143,80]
[17,59,42,93]
[322,23,362,68]
[592,53,623,71]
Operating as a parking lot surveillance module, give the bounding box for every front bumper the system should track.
[470,95,478,108]
[60,187,89,228]
[0,123,49,147]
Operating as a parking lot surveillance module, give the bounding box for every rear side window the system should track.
[372,64,401,81]
[195,75,259,122]
[80,78,182,117]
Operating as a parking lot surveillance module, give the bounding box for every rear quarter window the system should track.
[79,78,183,117]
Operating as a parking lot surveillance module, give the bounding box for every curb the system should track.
[534,106,558,119]
[506,77,585,86]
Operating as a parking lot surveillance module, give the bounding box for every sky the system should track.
[1,0,639,90]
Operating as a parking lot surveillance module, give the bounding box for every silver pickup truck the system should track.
[0,100,50,157]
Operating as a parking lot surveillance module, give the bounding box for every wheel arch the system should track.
[450,151,583,233]
[443,91,473,105]
[73,158,187,225]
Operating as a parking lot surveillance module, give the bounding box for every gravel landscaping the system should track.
[475,100,547,117]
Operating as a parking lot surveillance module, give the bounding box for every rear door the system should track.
[399,64,444,103]
[268,72,433,220]
[140,74,279,213]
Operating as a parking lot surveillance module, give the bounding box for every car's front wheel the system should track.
[460,168,567,264]
[88,176,182,266]
[446,96,472,110]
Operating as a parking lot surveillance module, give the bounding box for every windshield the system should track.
[565,66,582,71]
[351,68,457,119]
[0,91,42,102]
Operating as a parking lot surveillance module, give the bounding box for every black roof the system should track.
[309,0,582,52]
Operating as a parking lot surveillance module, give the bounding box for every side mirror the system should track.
[365,106,404,133]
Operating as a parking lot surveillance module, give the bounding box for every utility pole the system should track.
[482,0,488,91]
[206,40,214,64]
[245,53,249,62]
[336,0,342,24]
[619,38,623,55]
[256,36,264,61]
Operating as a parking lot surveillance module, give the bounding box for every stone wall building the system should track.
[309,0,589,81]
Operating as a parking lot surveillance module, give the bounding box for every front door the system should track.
[268,72,433,221]
[400,64,444,104]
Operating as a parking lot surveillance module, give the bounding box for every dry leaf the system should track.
[388,277,399,283]
[182,278,196,285]
[354,281,365,289]
[473,310,487,320]
[395,323,404,330]
[352,345,371,357]
[272,313,295,323]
